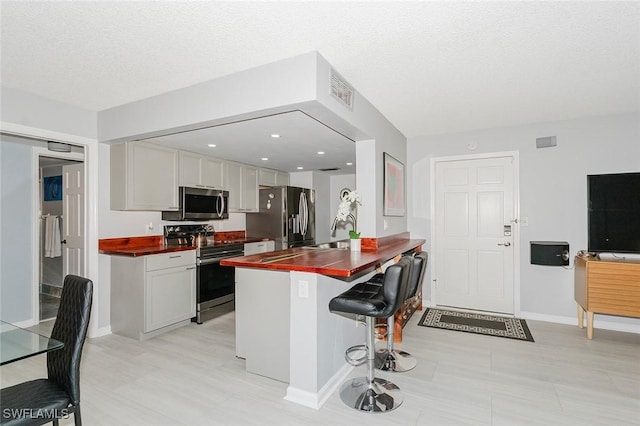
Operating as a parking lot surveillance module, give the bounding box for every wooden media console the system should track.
[574,255,640,339]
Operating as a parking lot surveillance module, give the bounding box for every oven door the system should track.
[195,253,240,323]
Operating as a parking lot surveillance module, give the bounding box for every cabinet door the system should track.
[145,265,196,332]
[204,158,226,189]
[275,172,289,186]
[259,168,277,186]
[128,142,179,210]
[179,151,204,187]
[226,161,243,211]
[244,241,275,255]
[243,165,258,212]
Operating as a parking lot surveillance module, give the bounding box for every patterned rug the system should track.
[418,308,534,342]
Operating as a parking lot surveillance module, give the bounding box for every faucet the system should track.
[331,213,357,233]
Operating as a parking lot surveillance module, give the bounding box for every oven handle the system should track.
[197,253,243,265]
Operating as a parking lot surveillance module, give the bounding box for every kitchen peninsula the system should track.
[221,233,425,409]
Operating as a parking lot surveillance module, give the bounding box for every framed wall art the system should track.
[383,152,405,216]
[43,175,63,201]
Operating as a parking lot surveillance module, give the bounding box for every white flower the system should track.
[333,190,361,237]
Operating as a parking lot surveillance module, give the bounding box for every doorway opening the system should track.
[38,153,84,321]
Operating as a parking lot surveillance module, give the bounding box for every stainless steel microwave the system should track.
[162,187,229,221]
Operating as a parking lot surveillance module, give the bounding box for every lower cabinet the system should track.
[243,240,275,255]
[111,250,196,340]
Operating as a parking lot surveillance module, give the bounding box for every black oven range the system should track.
[164,225,243,324]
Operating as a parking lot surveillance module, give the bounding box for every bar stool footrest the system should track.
[345,344,367,366]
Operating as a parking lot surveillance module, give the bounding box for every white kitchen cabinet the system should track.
[275,171,289,186]
[259,168,277,186]
[244,165,258,212]
[226,161,258,212]
[110,250,196,340]
[179,151,226,189]
[111,141,179,211]
[179,151,204,187]
[204,157,226,189]
[259,168,289,187]
[244,240,275,255]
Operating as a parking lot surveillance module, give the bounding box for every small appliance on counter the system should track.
[164,224,243,323]
[246,186,316,250]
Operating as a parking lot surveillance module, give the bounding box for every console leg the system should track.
[577,304,584,329]
[587,311,594,340]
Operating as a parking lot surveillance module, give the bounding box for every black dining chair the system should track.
[1,275,93,426]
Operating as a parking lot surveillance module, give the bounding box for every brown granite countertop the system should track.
[221,234,425,279]
[99,235,271,257]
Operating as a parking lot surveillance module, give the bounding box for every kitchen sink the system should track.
[304,240,351,250]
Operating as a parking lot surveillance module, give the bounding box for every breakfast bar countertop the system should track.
[221,235,425,278]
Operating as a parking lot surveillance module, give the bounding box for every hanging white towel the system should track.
[44,215,62,258]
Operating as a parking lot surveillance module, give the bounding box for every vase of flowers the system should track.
[332,189,362,251]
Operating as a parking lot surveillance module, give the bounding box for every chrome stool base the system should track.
[339,377,403,413]
[375,348,417,372]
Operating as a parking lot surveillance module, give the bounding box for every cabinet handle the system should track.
[186,266,196,270]
[169,255,182,259]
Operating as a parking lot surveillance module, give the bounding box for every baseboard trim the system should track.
[520,311,640,335]
[423,299,639,335]
[89,325,112,338]
[284,362,353,409]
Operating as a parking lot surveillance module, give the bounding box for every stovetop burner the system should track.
[164,225,244,257]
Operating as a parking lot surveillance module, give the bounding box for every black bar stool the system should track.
[375,251,428,372]
[328,257,413,413]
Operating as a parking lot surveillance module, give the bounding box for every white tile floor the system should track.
[1,312,639,425]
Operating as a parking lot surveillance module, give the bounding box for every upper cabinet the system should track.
[179,152,226,189]
[259,168,289,187]
[110,142,273,212]
[227,161,258,213]
[275,171,289,186]
[204,158,225,189]
[111,142,179,211]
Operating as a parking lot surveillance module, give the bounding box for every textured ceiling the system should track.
[1,1,638,139]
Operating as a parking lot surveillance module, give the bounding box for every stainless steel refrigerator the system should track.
[246,186,315,250]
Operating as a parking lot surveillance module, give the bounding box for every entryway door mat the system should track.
[418,308,534,342]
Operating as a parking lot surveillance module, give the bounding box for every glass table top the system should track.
[0,320,64,365]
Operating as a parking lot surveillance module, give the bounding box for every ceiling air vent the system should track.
[318,168,340,172]
[330,70,354,110]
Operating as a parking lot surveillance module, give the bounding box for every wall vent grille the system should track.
[330,70,354,109]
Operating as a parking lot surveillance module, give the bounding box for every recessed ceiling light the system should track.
[271,134,280,138]
[317,151,325,155]
[208,144,216,148]
[261,157,269,161]
[346,162,353,166]
[297,166,303,170]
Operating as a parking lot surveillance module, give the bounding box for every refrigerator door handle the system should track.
[301,192,308,236]
[298,192,304,236]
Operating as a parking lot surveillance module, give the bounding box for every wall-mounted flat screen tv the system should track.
[588,172,640,254]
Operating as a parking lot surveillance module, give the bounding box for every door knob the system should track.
[497,242,511,247]
[61,240,67,244]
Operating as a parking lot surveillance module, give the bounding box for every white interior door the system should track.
[434,155,515,314]
[62,163,84,277]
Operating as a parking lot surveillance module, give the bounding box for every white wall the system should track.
[1,86,97,139]
[408,112,640,328]
[0,139,33,322]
